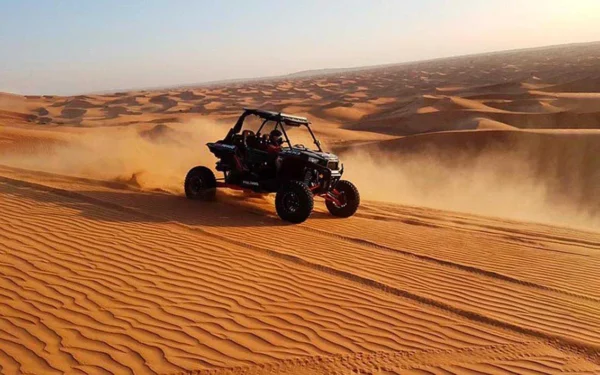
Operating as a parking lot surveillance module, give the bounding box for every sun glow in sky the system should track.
[1,0,599,95]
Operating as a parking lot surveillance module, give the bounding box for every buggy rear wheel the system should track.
[185,166,217,200]
[275,181,314,223]
[326,180,360,218]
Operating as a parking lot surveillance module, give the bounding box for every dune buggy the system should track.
[184,108,360,223]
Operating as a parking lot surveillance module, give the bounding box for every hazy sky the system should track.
[1,0,599,95]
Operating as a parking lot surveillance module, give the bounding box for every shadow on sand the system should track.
[1,178,335,228]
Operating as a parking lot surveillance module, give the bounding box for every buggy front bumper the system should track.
[312,163,343,194]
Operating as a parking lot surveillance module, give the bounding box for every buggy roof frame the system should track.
[242,108,310,126]
[225,108,321,151]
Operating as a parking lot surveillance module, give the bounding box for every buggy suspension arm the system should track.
[318,189,343,206]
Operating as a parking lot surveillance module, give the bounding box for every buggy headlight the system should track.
[308,157,319,164]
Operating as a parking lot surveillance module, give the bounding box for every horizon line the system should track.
[6,39,600,97]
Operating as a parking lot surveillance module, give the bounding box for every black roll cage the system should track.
[224,108,323,152]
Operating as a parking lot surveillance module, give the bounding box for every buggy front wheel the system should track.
[275,181,314,223]
[326,180,360,218]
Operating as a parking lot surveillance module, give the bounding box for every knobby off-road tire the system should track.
[326,180,360,218]
[275,181,314,223]
[184,166,217,200]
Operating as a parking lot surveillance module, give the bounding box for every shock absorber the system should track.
[303,169,314,186]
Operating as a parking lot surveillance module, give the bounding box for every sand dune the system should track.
[537,76,600,93]
[0,166,599,374]
[471,117,519,129]
[1,42,599,374]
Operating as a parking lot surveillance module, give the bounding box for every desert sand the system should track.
[1,42,600,374]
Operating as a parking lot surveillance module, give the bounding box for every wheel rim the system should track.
[189,176,204,195]
[283,192,300,213]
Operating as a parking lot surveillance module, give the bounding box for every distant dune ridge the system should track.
[1,42,600,374]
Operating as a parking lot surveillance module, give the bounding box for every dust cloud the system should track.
[0,120,229,194]
[339,146,600,231]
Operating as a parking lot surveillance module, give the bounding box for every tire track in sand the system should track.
[180,342,598,375]
[302,223,600,302]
